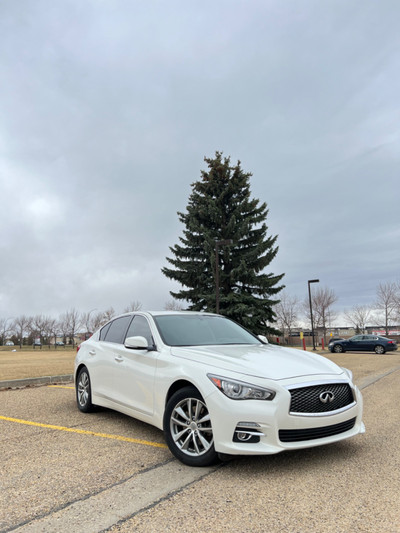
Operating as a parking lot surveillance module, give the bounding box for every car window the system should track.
[154,314,259,347]
[99,322,112,341]
[103,316,133,344]
[125,315,154,346]
[351,336,363,342]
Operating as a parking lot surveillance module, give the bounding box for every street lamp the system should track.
[308,279,319,351]
[215,239,233,314]
[85,308,97,339]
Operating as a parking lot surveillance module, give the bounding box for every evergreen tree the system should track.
[162,152,284,334]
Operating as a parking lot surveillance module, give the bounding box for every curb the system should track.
[0,374,74,390]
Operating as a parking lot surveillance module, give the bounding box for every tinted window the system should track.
[125,315,154,346]
[99,322,112,341]
[153,315,259,347]
[103,316,133,344]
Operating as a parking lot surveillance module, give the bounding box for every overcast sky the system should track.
[1,0,399,322]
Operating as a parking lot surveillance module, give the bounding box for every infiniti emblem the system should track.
[319,391,335,403]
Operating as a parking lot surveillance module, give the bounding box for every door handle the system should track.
[89,350,96,356]
[115,355,124,362]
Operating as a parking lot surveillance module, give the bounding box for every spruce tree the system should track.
[162,152,284,334]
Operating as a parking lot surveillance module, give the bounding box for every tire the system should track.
[76,367,95,413]
[163,386,218,467]
[333,344,344,353]
[374,345,385,354]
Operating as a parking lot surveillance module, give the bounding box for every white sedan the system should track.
[75,311,365,466]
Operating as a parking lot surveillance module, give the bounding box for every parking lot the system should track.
[1,353,400,533]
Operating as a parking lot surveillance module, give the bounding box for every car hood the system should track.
[170,344,344,381]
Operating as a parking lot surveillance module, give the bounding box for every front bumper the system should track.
[206,381,364,456]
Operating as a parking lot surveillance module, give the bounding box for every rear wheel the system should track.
[374,345,385,354]
[333,344,344,353]
[164,386,218,467]
[76,367,95,413]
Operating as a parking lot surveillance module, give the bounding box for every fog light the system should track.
[237,432,251,441]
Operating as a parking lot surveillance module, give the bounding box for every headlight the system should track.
[341,367,353,381]
[208,374,275,400]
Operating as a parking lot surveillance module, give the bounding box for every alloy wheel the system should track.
[170,396,214,457]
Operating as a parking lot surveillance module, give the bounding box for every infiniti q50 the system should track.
[75,312,365,466]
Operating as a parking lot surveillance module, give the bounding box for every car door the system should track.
[361,335,375,351]
[111,315,158,419]
[347,335,364,351]
[89,315,133,402]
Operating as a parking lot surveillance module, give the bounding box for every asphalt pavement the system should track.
[1,353,399,533]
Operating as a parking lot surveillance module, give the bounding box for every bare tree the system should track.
[396,281,400,322]
[66,308,82,347]
[58,313,70,344]
[102,307,116,323]
[30,315,47,346]
[81,309,99,336]
[304,287,337,345]
[164,299,184,311]
[0,317,14,345]
[59,309,82,346]
[48,318,61,348]
[13,315,31,348]
[123,301,142,313]
[374,282,399,336]
[42,316,58,348]
[91,311,108,331]
[274,292,299,341]
[344,305,371,333]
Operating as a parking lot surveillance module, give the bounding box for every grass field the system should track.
[0,348,76,381]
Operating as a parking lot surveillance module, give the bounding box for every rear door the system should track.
[89,315,133,401]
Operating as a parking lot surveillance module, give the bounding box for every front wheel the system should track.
[76,367,95,413]
[374,345,385,354]
[163,386,218,467]
[333,344,344,353]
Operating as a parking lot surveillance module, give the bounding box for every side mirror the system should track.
[125,336,149,349]
[258,335,268,344]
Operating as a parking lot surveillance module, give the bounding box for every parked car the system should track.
[75,311,365,467]
[329,335,398,354]
[5,341,14,346]
[56,341,65,346]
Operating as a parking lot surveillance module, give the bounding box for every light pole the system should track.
[215,239,233,314]
[308,279,319,350]
[85,308,97,339]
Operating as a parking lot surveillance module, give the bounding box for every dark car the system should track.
[329,335,398,354]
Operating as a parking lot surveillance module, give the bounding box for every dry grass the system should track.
[0,348,76,381]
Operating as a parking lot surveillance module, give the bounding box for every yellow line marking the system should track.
[48,385,74,389]
[0,415,168,449]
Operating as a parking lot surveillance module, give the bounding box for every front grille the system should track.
[279,417,356,442]
[289,383,354,414]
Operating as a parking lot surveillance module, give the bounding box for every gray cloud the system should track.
[1,0,399,319]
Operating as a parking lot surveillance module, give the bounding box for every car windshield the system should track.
[153,314,260,347]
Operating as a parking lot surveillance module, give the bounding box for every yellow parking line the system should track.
[48,385,74,389]
[0,415,168,449]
